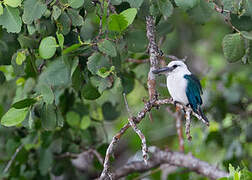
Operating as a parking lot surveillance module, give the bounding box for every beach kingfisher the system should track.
[152,60,208,123]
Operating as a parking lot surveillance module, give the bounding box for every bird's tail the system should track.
[198,107,209,126]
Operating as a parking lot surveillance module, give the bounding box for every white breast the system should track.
[166,72,190,105]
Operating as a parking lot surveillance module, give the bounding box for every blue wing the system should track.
[184,74,202,112]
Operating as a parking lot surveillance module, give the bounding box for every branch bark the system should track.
[146,16,159,101]
[99,98,210,179]
[112,146,228,180]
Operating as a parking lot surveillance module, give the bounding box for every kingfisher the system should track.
[152,60,208,123]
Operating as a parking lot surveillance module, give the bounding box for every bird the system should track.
[152,60,208,124]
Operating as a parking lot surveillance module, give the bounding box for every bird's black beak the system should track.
[152,67,172,74]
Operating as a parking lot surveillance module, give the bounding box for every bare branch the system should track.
[90,149,104,165]
[99,98,210,179]
[3,144,24,174]
[185,109,192,141]
[146,16,159,101]
[175,107,184,152]
[208,1,240,33]
[112,146,228,180]
[123,93,148,164]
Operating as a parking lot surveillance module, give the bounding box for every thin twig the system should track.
[185,109,192,141]
[96,0,104,40]
[123,93,148,164]
[175,107,184,152]
[90,149,104,165]
[3,144,24,174]
[208,1,240,33]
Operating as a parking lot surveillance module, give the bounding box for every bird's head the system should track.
[152,60,188,76]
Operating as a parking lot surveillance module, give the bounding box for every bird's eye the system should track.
[173,65,178,68]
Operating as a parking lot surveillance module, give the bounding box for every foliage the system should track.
[218,164,252,180]
[0,0,251,179]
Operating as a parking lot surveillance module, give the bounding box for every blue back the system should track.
[184,74,202,112]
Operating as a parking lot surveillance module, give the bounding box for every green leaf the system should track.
[12,98,37,109]
[187,0,213,24]
[56,108,64,127]
[17,34,39,49]
[157,0,173,18]
[68,0,84,9]
[56,32,64,49]
[39,57,71,87]
[16,51,26,65]
[0,6,22,33]
[0,4,3,15]
[97,66,114,78]
[108,14,128,32]
[98,39,117,57]
[62,43,81,55]
[37,83,54,104]
[4,0,22,7]
[241,31,252,40]
[80,115,91,130]
[150,2,160,17]
[245,0,252,18]
[120,8,137,26]
[66,111,80,127]
[102,102,120,121]
[126,29,148,52]
[124,0,143,8]
[222,33,245,63]
[41,104,57,130]
[91,76,113,93]
[175,0,199,10]
[67,9,84,26]
[87,52,111,75]
[70,56,79,77]
[81,82,101,100]
[22,0,47,24]
[39,36,57,59]
[39,148,53,175]
[230,14,252,31]
[52,5,61,20]
[58,12,71,35]
[1,108,28,127]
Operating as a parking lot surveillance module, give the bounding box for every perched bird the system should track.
[152,60,208,123]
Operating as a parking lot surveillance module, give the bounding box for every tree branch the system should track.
[123,93,148,164]
[99,98,210,179]
[3,144,24,174]
[146,16,159,101]
[185,109,192,141]
[175,108,185,152]
[112,146,228,180]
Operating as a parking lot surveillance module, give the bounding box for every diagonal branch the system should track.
[3,144,24,174]
[112,146,228,180]
[99,98,209,179]
[123,93,148,164]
